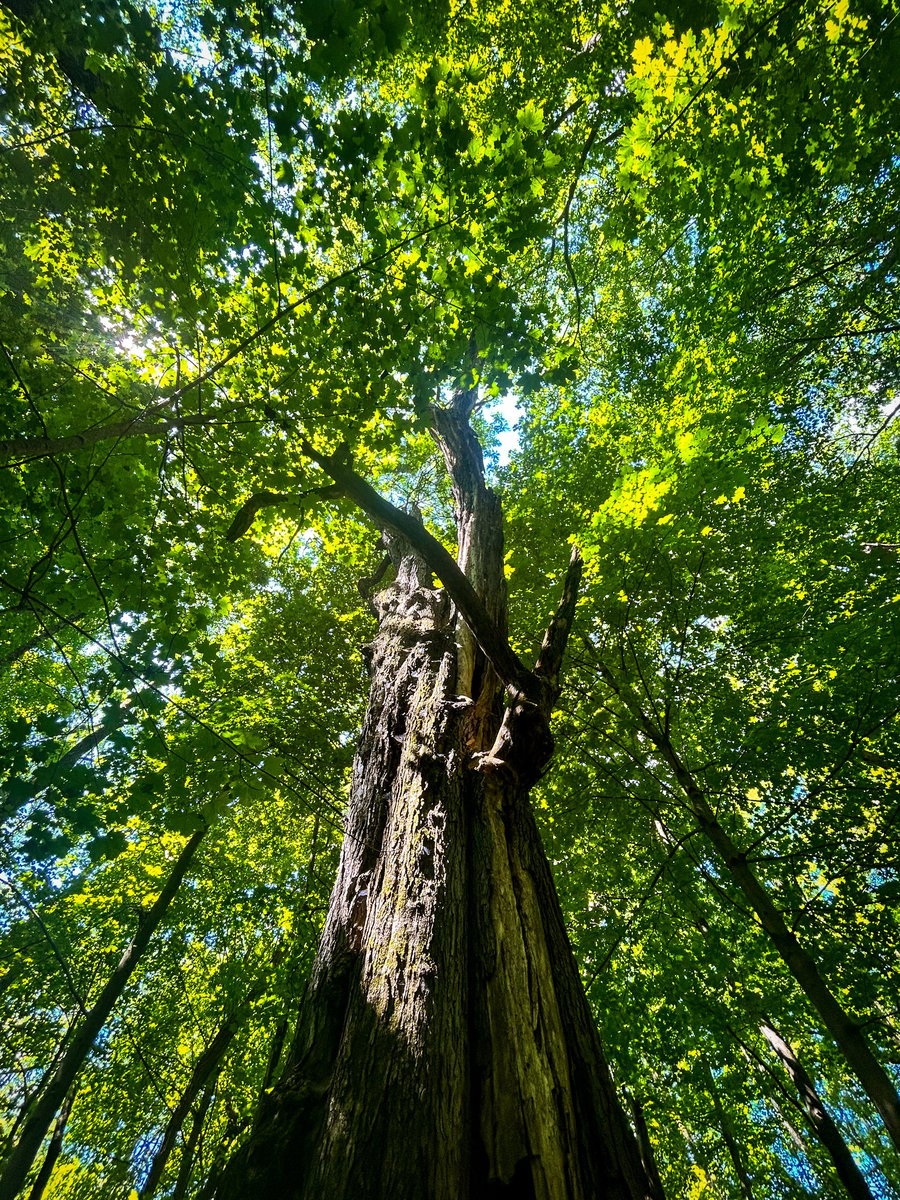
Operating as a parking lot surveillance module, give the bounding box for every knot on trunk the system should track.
[475,698,555,788]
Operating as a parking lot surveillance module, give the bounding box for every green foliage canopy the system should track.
[1,0,898,1196]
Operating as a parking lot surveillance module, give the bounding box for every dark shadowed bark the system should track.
[215,394,657,1199]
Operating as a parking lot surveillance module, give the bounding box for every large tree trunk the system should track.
[216,395,655,1199]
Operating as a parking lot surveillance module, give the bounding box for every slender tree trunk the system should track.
[701,1061,754,1200]
[672,1116,712,1187]
[874,1003,900,1062]
[254,1018,288,1118]
[625,1090,667,1199]
[697,802,900,1152]
[142,995,252,1197]
[760,1024,875,1200]
[595,663,900,1154]
[24,1086,75,1200]
[0,829,205,1200]
[215,395,657,1199]
[769,1094,807,1151]
[171,1077,218,1200]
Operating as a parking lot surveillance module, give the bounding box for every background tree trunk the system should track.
[216,398,656,1199]
[25,1086,75,1200]
[702,1059,754,1200]
[597,665,900,1153]
[142,993,257,1197]
[625,1090,667,1199]
[171,1077,218,1200]
[0,829,205,1200]
[760,1024,874,1200]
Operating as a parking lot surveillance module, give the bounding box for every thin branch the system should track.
[0,215,479,467]
[0,876,86,1018]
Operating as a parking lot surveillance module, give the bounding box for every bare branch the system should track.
[0,414,247,467]
[224,487,342,543]
[533,546,583,715]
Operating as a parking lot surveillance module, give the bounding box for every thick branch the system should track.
[224,486,342,543]
[301,440,534,698]
[429,386,507,705]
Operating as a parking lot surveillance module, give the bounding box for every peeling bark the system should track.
[216,400,655,1199]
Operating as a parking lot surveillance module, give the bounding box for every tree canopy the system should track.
[1,0,899,1196]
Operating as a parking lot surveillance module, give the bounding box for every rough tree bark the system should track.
[216,392,657,1199]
